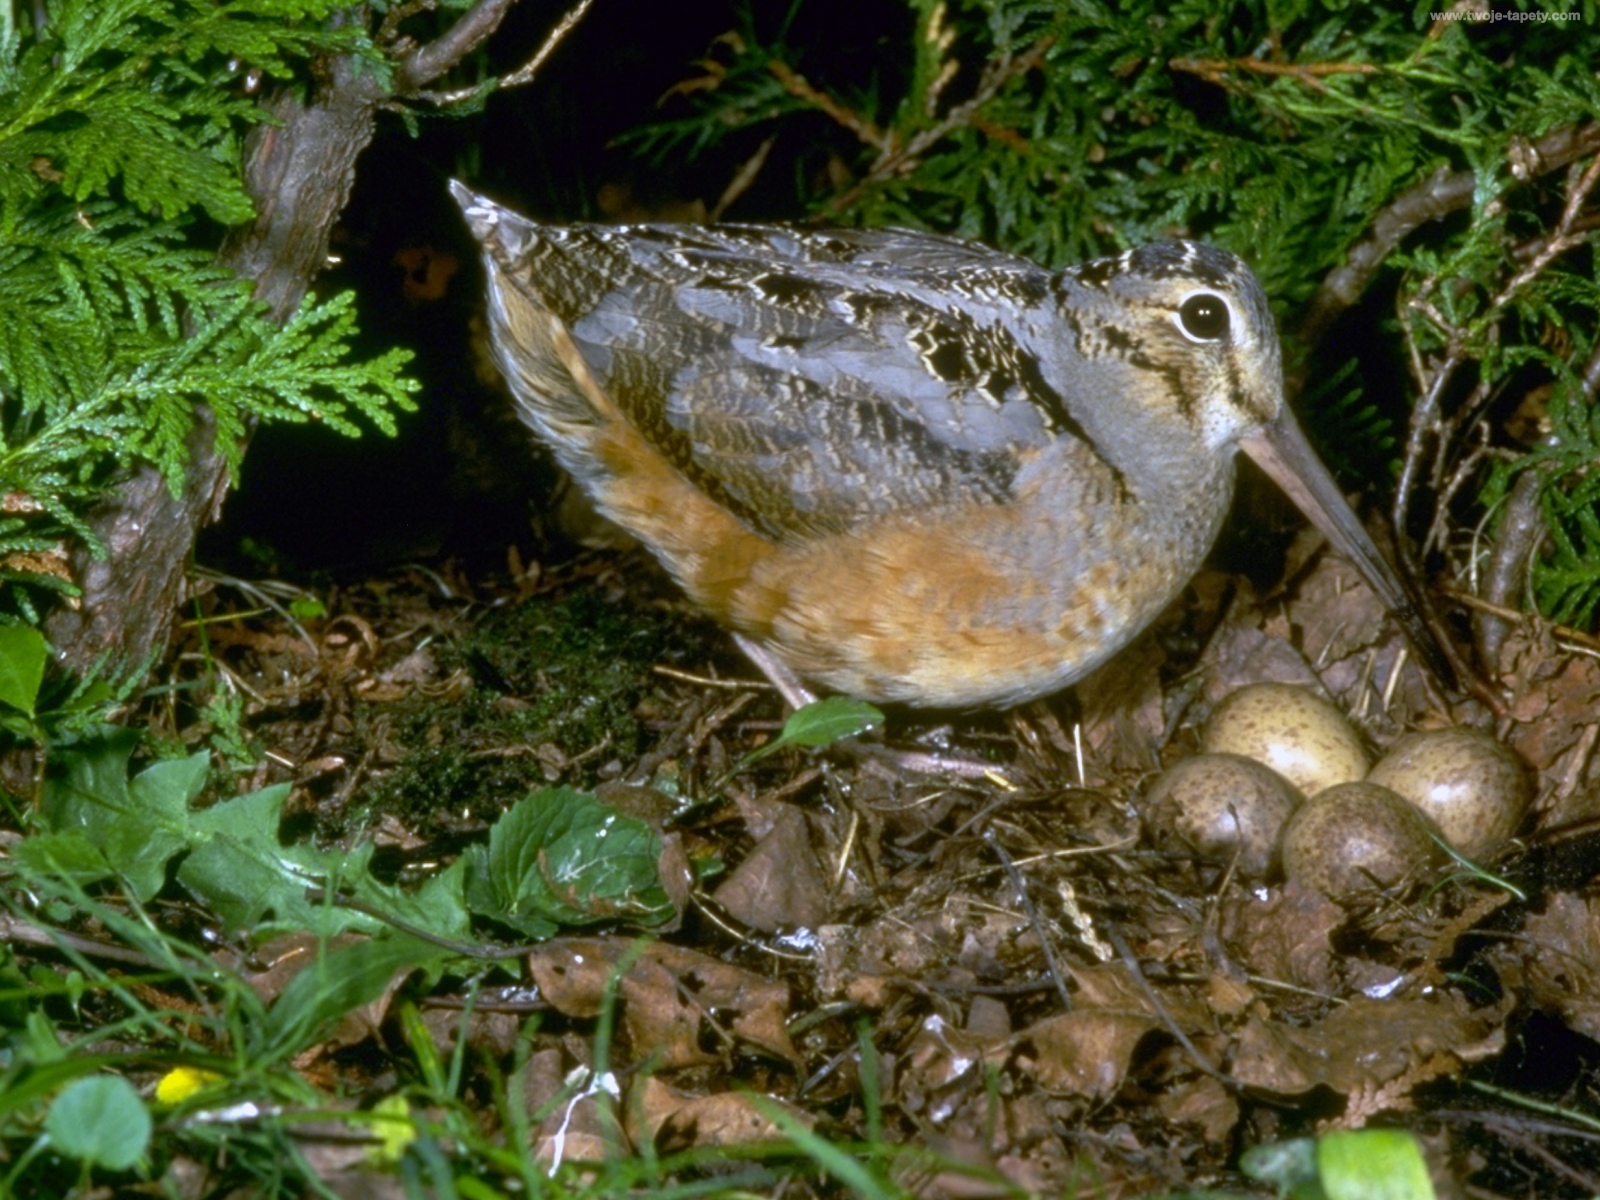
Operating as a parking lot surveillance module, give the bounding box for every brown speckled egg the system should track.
[1368,728,1532,860]
[1144,753,1302,877]
[1203,682,1368,797]
[1279,781,1443,900]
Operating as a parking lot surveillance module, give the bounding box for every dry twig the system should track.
[410,0,597,105]
[1299,121,1600,349]
[788,35,1055,217]
[1169,53,1377,92]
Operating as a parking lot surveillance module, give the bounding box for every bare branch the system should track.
[414,0,595,106]
[710,134,775,221]
[822,34,1055,216]
[394,0,520,94]
[1169,53,1377,92]
[500,0,594,89]
[1298,121,1600,350]
[769,60,889,151]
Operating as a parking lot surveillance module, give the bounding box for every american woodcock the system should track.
[452,182,1447,708]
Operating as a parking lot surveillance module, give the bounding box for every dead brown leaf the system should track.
[1228,990,1506,1105]
[713,801,831,932]
[1220,880,1344,995]
[526,938,798,1066]
[1154,1075,1239,1143]
[1502,630,1600,775]
[524,1046,620,1168]
[1076,635,1166,775]
[814,903,1033,1006]
[1491,890,1600,1041]
[1011,1009,1160,1099]
[653,1090,813,1155]
[1201,622,1326,709]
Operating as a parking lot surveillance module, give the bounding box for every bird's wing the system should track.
[529,222,1105,543]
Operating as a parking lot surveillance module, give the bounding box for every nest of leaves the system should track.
[23,515,1584,1199]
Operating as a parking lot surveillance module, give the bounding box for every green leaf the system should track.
[178,783,360,934]
[45,1075,151,1171]
[1317,1129,1435,1200]
[464,787,674,939]
[178,782,471,942]
[0,623,46,715]
[779,695,886,746]
[40,727,207,900]
[1241,1137,1320,1195]
[0,3,415,628]
[1242,1130,1435,1200]
[742,695,885,765]
[10,829,116,883]
[257,934,450,1059]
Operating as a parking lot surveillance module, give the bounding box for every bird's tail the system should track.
[450,181,625,487]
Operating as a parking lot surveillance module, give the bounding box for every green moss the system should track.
[353,583,708,832]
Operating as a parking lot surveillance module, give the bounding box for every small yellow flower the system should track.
[155,1066,223,1104]
[366,1095,416,1166]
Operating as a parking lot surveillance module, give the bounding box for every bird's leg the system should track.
[732,634,1007,780]
[732,633,816,709]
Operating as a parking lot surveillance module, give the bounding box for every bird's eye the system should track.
[1178,293,1230,341]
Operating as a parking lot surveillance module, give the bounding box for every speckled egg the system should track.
[1367,728,1533,860]
[1144,753,1302,877]
[1279,781,1444,900]
[1202,682,1368,797]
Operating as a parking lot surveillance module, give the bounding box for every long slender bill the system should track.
[1239,412,1458,691]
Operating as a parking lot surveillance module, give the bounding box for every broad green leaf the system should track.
[40,724,141,825]
[464,787,674,939]
[0,625,47,716]
[1318,1129,1435,1200]
[40,729,208,900]
[179,783,368,934]
[779,696,885,747]
[179,783,471,942]
[257,934,450,1059]
[1241,1137,1320,1195]
[10,830,115,884]
[1243,1130,1435,1200]
[45,1075,151,1171]
[177,787,300,928]
[742,696,885,765]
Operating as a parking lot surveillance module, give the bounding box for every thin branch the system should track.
[985,830,1073,1013]
[823,34,1055,216]
[710,134,775,221]
[411,0,595,105]
[1397,148,1600,544]
[500,0,595,89]
[1298,121,1600,350]
[1384,143,1600,706]
[1169,54,1377,92]
[393,0,520,93]
[1104,924,1243,1095]
[769,60,889,151]
[1470,465,1552,671]
[377,0,436,50]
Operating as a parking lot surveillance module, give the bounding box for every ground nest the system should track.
[107,534,1600,1197]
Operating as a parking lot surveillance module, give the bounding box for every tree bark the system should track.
[45,65,383,677]
[44,0,520,677]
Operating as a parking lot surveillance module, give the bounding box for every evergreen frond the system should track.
[0,0,416,622]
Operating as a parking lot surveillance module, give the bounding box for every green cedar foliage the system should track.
[632,0,1600,626]
[0,0,416,620]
